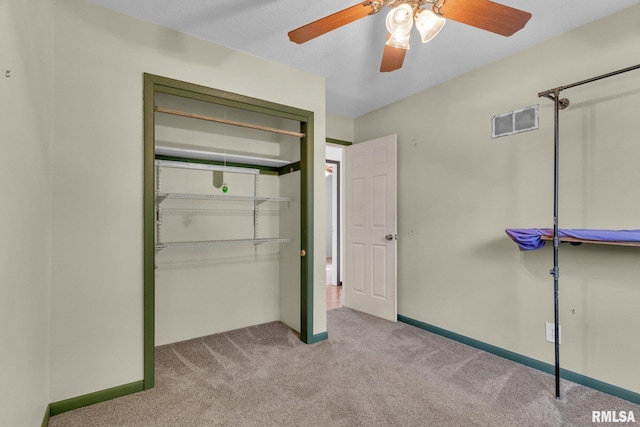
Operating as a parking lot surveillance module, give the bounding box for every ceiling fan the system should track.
[288,0,531,72]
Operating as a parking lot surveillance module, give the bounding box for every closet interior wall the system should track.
[154,93,301,346]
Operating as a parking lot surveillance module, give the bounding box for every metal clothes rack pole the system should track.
[551,91,562,400]
[538,63,640,400]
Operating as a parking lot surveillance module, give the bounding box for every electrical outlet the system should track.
[545,322,561,344]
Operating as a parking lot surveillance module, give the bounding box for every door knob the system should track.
[385,234,397,241]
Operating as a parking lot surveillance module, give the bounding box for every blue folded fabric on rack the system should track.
[505,228,640,251]
[505,228,549,250]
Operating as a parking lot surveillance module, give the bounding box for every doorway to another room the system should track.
[326,143,345,310]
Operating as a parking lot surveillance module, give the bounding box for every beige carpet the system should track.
[49,307,639,426]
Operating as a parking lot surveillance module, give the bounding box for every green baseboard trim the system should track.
[49,380,144,416]
[397,314,640,405]
[306,331,328,344]
[560,370,640,405]
[41,404,50,427]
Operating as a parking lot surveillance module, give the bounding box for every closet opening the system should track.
[143,74,315,389]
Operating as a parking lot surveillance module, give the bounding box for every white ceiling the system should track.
[85,0,639,118]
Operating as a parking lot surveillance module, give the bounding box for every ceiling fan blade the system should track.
[288,2,373,44]
[438,0,531,37]
[380,35,407,73]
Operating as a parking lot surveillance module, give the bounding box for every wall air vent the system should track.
[492,105,539,138]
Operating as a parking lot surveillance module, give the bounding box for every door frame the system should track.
[326,159,341,287]
[326,138,352,289]
[143,74,316,390]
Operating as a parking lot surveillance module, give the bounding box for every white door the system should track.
[344,135,397,321]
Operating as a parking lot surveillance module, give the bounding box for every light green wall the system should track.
[51,0,326,402]
[11,0,638,416]
[355,5,640,394]
[327,113,355,142]
[0,0,54,424]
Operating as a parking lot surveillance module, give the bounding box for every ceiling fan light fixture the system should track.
[385,32,411,50]
[288,0,532,73]
[385,4,414,36]
[415,8,445,43]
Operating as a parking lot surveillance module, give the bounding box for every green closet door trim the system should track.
[154,154,282,174]
[326,137,352,146]
[278,161,301,176]
[306,331,329,344]
[41,405,50,427]
[148,74,309,123]
[144,73,318,393]
[299,119,313,343]
[143,74,156,389]
[398,314,640,405]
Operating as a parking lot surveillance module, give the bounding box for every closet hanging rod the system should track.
[155,106,305,138]
[538,63,640,98]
